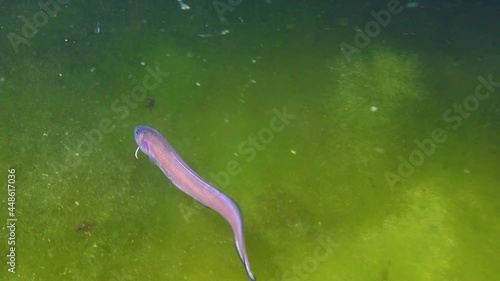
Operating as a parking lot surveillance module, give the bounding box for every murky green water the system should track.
[1,1,499,280]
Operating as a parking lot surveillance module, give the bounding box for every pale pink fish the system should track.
[134,126,256,281]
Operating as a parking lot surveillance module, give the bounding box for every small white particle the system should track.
[406,2,420,9]
[178,0,190,10]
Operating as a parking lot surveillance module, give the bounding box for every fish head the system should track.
[134,126,151,155]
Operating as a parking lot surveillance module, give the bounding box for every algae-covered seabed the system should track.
[0,1,499,280]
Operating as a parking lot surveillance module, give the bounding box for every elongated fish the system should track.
[134,126,256,281]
